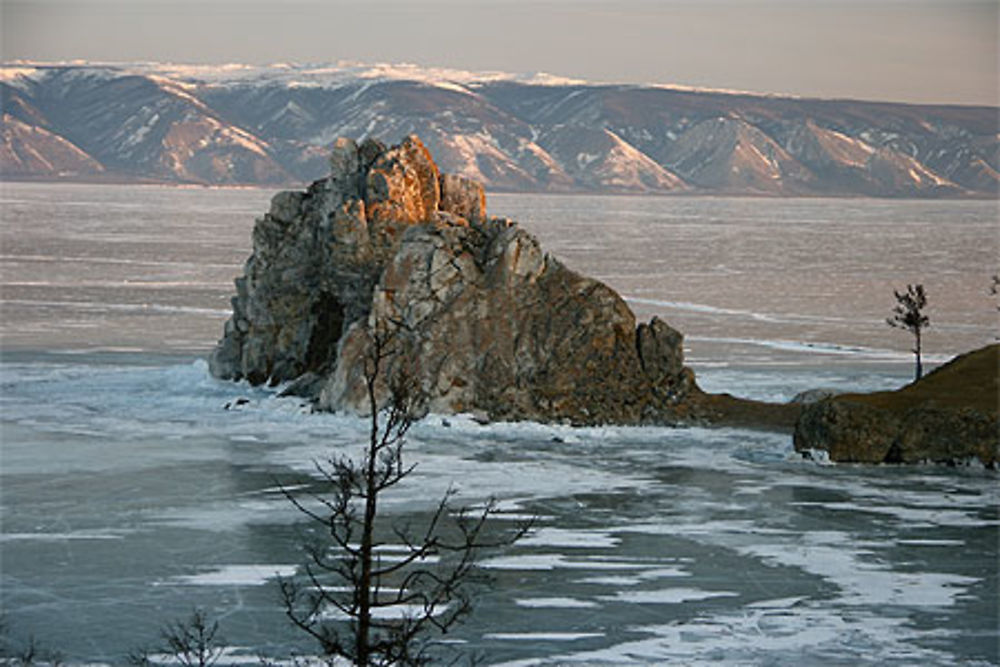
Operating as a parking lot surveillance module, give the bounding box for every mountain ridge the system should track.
[2,61,997,197]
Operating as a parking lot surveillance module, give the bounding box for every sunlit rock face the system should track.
[210,135,697,425]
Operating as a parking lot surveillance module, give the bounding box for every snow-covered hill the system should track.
[1,61,996,197]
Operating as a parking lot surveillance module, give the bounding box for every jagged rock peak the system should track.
[208,135,490,385]
[324,133,487,226]
[210,134,700,426]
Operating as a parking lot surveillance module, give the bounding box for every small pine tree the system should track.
[887,283,929,381]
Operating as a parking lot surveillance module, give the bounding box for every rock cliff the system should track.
[210,135,699,424]
[794,345,999,466]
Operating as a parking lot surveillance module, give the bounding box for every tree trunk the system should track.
[357,372,380,666]
[357,461,377,666]
[914,329,923,381]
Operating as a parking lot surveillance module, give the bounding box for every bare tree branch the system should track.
[280,321,532,665]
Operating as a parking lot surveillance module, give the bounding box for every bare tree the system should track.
[0,615,63,666]
[128,609,224,667]
[278,328,531,666]
[887,283,930,381]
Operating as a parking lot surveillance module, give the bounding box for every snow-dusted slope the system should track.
[781,120,962,196]
[2,66,293,184]
[0,113,104,176]
[1,61,996,196]
[541,125,688,192]
[663,117,811,194]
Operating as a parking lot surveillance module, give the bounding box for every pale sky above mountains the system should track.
[2,0,997,106]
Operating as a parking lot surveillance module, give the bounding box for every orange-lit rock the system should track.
[211,135,698,425]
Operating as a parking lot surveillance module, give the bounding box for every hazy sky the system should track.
[2,0,997,105]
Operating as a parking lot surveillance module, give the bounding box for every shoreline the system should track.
[3,177,998,200]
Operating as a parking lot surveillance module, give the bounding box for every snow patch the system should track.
[519,527,620,549]
[575,152,600,169]
[515,597,600,609]
[171,564,298,586]
[485,632,604,641]
[481,554,662,571]
[598,588,739,604]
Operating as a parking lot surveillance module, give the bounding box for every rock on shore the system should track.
[794,345,999,466]
[209,135,700,424]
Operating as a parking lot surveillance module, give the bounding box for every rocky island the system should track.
[209,135,796,427]
[209,135,994,465]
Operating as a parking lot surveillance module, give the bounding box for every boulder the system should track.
[890,407,998,464]
[793,399,902,463]
[210,135,700,425]
[789,388,841,404]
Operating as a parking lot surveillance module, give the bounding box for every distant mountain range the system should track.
[2,62,997,197]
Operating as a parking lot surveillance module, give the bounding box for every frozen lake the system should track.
[1,183,997,664]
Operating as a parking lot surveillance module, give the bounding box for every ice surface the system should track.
[3,354,996,664]
[739,539,980,607]
[791,500,1000,528]
[0,530,130,542]
[1,188,997,665]
[490,606,969,666]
